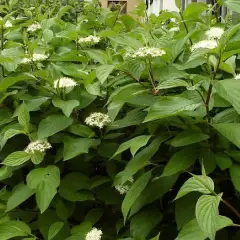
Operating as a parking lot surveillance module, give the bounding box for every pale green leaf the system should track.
[0,221,31,240]
[18,103,30,130]
[196,195,220,240]
[96,65,115,84]
[157,79,190,90]
[68,124,95,138]
[175,175,214,200]
[3,151,31,166]
[215,80,240,114]
[224,0,240,13]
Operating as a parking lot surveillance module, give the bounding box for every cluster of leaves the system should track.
[1,0,240,239]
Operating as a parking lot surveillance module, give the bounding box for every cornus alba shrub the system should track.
[2,0,240,239]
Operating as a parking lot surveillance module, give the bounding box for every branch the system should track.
[222,199,240,220]
[179,11,193,46]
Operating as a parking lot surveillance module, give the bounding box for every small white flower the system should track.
[191,40,218,52]
[235,74,240,80]
[208,4,213,8]
[53,77,77,94]
[169,27,180,32]
[29,7,35,11]
[32,53,48,61]
[27,22,41,32]
[78,35,100,45]
[25,140,51,154]
[85,228,102,240]
[4,20,12,28]
[20,58,31,64]
[126,47,166,59]
[115,185,130,195]
[205,27,224,40]
[85,112,111,129]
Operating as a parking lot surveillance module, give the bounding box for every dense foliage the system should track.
[2,0,240,239]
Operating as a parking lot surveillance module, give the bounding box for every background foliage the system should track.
[1,0,240,239]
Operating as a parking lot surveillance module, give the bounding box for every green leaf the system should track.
[215,153,232,170]
[130,208,162,238]
[85,208,103,225]
[175,0,181,9]
[38,115,73,139]
[162,147,198,177]
[171,130,209,147]
[27,166,60,213]
[52,98,79,117]
[68,124,95,138]
[122,171,151,223]
[215,80,240,114]
[175,193,201,230]
[0,74,36,92]
[18,103,30,130]
[0,221,31,239]
[230,164,240,191]
[48,222,64,240]
[175,175,214,200]
[183,2,208,19]
[177,219,205,240]
[85,49,109,65]
[4,129,24,142]
[115,136,167,185]
[196,195,220,240]
[212,123,240,148]
[112,135,151,158]
[59,173,94,202]
[2,151,31,166]
[130,175,178,216]
[157,79,190,90]
[63,137,100,160]
[96,65,115,84]
[144,97,200,122]
[224,0,240,13]
[6,183,34,212]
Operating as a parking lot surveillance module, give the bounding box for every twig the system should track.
[1,26,5,77]
[147,58,156,90]
[222,199,240,220]
[211,0,219,23]
[179,11,193,46]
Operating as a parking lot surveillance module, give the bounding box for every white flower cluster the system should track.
[32,53,48,61]
[235,74,240,80]
[25,140,51,154]
[115,185,130,195]
[78,35,100,45]
[85,112,111,129]
[115,177,134,195]
[53,77,77,92]
[20,58,31,64]
[169,27,180,32]
[205,27,224,40]
[27,22,41,32]
[4,20,12,28]
[125,47,166,58]
[85,228,102,240]
[191,40,218,52]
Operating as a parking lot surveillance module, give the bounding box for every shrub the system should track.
[1,0,240,239]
